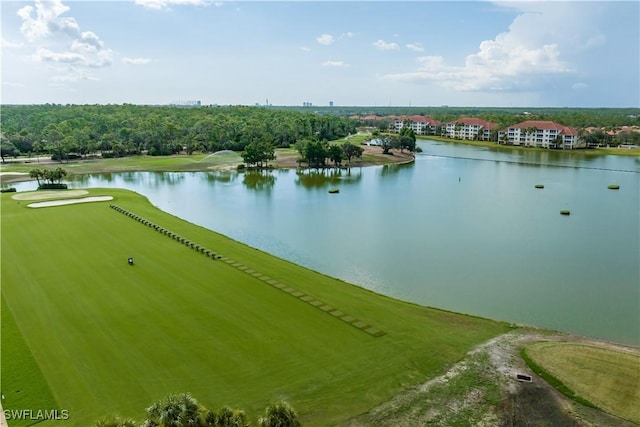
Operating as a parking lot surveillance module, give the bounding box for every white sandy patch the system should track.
[28,196,113,208]
[0,172,28,176]
[12,190,89,201]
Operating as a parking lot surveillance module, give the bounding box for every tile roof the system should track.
[505,120,578,136]
[448,117,498,129]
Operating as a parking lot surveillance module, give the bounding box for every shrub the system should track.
[1,187,17,193]
[39,183,68,190]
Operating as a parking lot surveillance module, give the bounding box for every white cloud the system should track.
[572,82,588,90]
[406,43,424,52]
[133,0,212,10]
[123,57,152,65]
[17,0,74,42]
[2,81,26,88]
[316,34,335,45]
[1,37,24,49]
[34,46,112,67]
[379,3,600,92]
[50,68,99,82]
[322,61,349,68]
[300,46,311,52]
[17,0,113,70]
[373,40,399,51]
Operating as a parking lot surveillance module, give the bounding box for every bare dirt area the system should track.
[347,329,639,427]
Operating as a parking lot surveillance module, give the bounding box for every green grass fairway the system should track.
[1,188,509,426]
[524,342,640,423]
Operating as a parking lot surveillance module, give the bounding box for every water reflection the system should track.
[203,171,238,184]
[379,163,412,176]
[295,168,362,188]
[242,170,276,191]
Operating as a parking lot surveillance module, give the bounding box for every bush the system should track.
[39,183,68,190]
[51,153,82,161]
[237,164,246,171]
[1,187,17,193]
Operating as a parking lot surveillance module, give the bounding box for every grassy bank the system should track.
[1,188,509,426]
[420,135,640,157]
[522,342,640,424]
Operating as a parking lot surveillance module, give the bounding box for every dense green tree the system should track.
[378,136,395,154]
[0,140,20,162]
[327,144,344,166]
[398,127,416,152]
[295,139,328,168]
[3,105,638,162]
[341,142,364,165]
[241,141,276,168]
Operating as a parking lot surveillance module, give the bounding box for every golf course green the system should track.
[1,188,509,426]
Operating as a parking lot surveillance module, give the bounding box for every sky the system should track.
[1,0,639,107]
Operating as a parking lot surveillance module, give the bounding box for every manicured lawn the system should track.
[524,342,640,424]
[0,152,243,176]
[1,188,509,426]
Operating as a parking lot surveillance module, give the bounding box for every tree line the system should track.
[0,105,356,161]
[96,393,301,427]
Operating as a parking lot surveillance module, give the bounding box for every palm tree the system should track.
[257,401,301,427]
[29,168,44,187]
[207,406,249,427]
[95,415,136,427]
[144,393,203,427]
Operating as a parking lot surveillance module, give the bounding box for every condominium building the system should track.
[497,120,585,149]
[443,118,497,141]
[389,115,441,136]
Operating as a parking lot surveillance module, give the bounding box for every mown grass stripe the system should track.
[111,205,388,338]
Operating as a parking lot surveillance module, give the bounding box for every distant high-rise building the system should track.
[329,101,334,107]
[169,100,201,107]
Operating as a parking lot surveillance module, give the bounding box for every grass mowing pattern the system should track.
[522,342,640,424]
[110,205,385,337]
[1,298,60,427]
[1,188,509,426]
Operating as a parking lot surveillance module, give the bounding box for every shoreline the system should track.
[3,134,638,185]
[0,145,416,185]
[2,187,637,425]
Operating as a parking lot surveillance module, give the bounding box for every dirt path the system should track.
[348,328,639,427]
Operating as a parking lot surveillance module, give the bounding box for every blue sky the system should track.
[1,1,638,107]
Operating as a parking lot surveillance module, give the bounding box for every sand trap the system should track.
[28,196,113,208]
[0,172,29,176]
[12,190,89,201]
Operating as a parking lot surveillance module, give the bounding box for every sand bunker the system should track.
[28,196,113,208]
[12,190,89,201]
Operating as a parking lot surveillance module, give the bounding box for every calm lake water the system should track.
[14,141,640,345]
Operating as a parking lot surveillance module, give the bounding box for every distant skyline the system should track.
[2,1,639,107]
